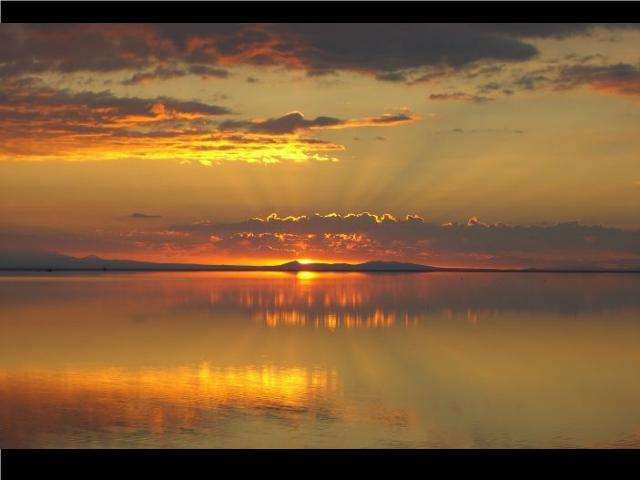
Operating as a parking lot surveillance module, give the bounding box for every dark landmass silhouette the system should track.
[0,252,639,273]
[0,253,437,272]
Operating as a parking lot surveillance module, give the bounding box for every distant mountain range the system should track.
[0,252,437,272]
[0,252,638,273]
[275,260,436,272]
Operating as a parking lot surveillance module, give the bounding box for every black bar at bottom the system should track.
[2,449,640,478]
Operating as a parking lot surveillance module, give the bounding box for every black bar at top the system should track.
[3,1,640,24]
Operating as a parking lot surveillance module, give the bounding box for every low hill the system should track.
[0,252,437,272]
[276,260,437,271]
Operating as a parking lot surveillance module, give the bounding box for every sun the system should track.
[297,258,316,265]
[296,271,319,281]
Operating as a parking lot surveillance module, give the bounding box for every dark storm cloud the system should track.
[475,23,627,39]
[2,23,639,84]
[0,24,238,78]
[0,24,158,76]
[152,23,264,50]
[269,23,538,72]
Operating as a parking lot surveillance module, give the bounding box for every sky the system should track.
[1,23,640,268]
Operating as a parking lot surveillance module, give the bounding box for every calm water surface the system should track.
[1,271,639,448]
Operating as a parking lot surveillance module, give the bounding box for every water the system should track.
[1,271,639,448]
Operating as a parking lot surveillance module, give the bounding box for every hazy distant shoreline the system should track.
[1,268,639,274]
[2,254,639,274]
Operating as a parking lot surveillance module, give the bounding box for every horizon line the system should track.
[2,256,639,274]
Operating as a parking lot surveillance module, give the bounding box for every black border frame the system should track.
[2,1,640,475]
[2,1,640,23]
[3,449,640,476]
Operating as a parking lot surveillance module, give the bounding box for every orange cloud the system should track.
[0,77,417,163]
[0,80,349,164]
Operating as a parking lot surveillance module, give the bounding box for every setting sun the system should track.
[297,259,318,265]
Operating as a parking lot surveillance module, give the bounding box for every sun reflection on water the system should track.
[258,308,411,329]
[296,271,319,281]
[0,364,341,443]
[2,272,640,448]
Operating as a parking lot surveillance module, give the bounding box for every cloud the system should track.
[130,213,162,219]
[0,77,416,163]
[165,212,640,268]
[0,24,152,76]
[475,23,637,39]
[553,63,640,96]
[437,128,525,135]
[498,62,640,100]
[219,112,341,134]
[121,65,230,85]
[4,23,640,105]
[3,212,640,269]
[121,66,188,86]
[419,59,640,103]
[513,71,551,91]
[428,92,494,103]
[0,24,238,80]
[219,111,419,135]
[149,23,546,76]
[3,23,640,95]
[0,78,231,120]
[188,65,230,79]
[478,81,512,94]
[0,79,344,163]
[375,71,408,82]
[5,24,637,82]
[356,113,418,126]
